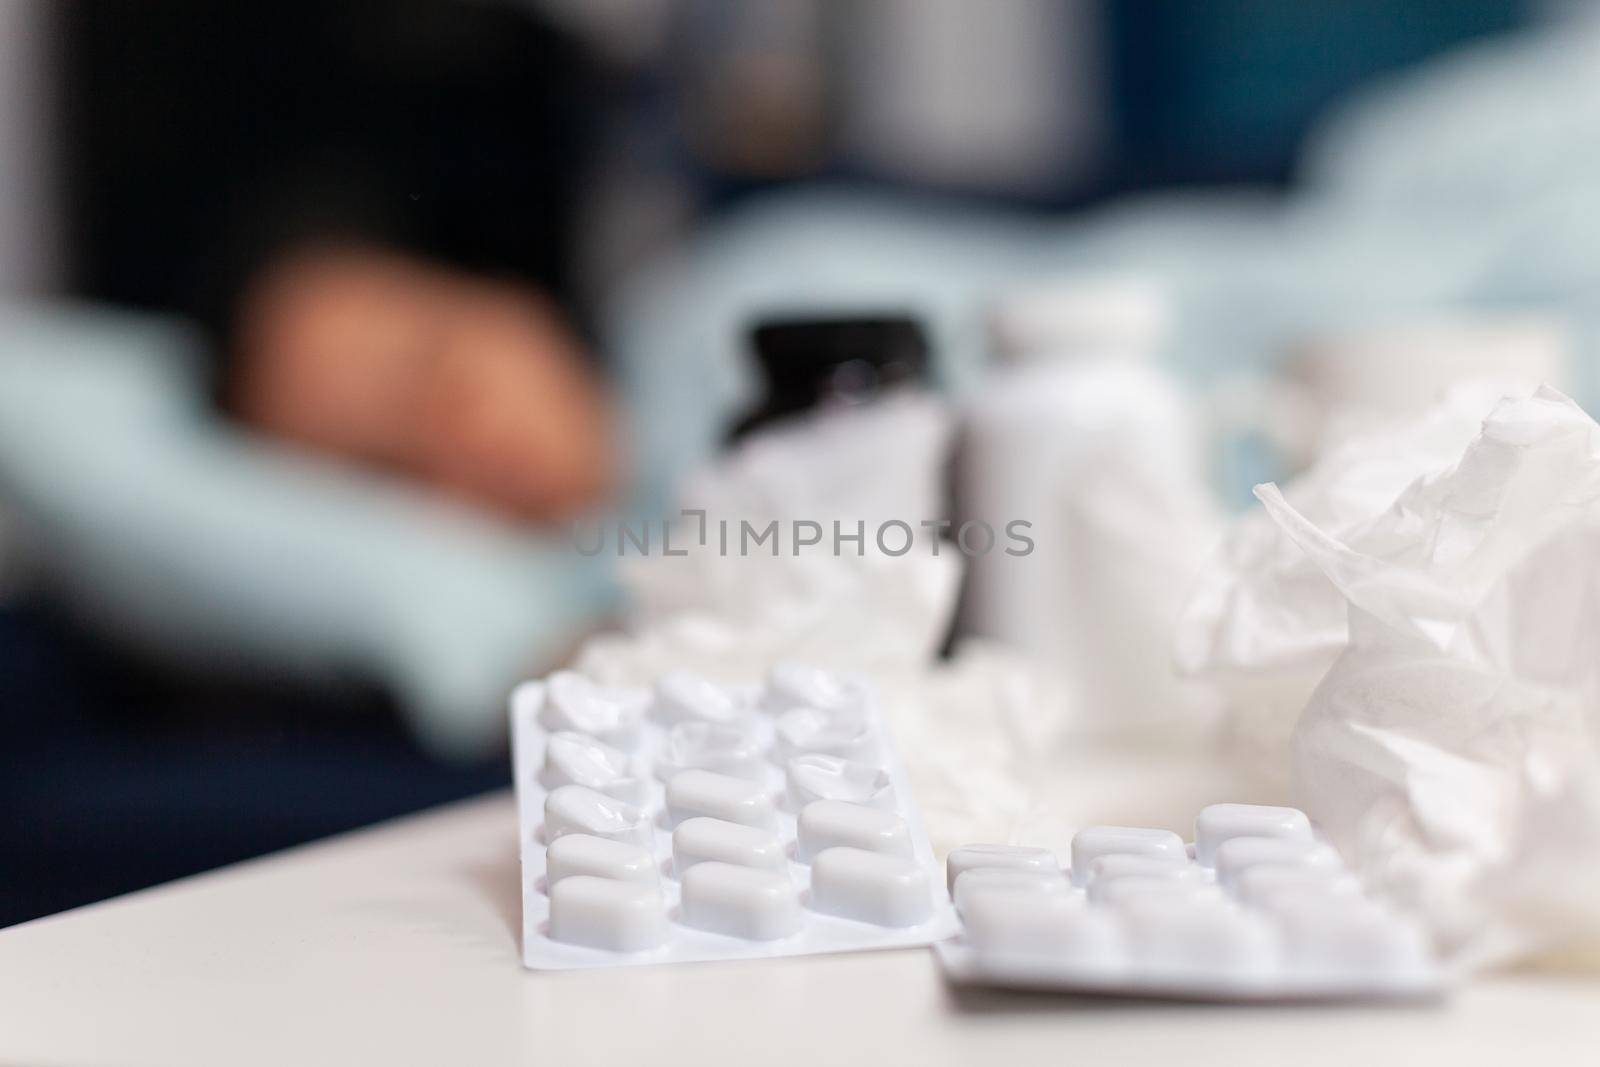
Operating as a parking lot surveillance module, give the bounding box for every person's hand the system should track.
[229,245,618,521]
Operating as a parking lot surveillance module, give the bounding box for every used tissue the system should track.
[1202,386,1600,968]
[577,390,960,688]
[1177,382,1516,784]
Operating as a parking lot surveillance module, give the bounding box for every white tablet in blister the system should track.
[937,805,1447,1003]
[511,664,957,970]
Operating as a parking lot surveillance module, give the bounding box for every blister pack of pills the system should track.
[936,804,1446,1002]
[510,664,958,970]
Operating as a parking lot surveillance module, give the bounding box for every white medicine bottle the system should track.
[958,277,1224,732]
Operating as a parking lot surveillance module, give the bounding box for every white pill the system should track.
[785,754,893,810]
[797,800,912,862]
[656,722,768,782]
[946,843,1060,894]
[764,661,868,715]
[544,785,654,850]
[953,868,1071,917]
[598,777,656,811]
[964,890,1121,965]
[541,731,631,791]
[809,847,932,927]
[1214,836,1343,888]
[666,769,777,829]
[548,876,667,952]
[1123,898,1279,977]
[1276,899,1430,975]
[1232,864,1362,908]
[1194,804,1312,867]
[672,817,788,877]
[1085,858,1202,903]
[1070,826,1187,886]
[653,670,744,726]
[1096,875,1222,910]
[774,707,878,764]
[680,862,802,940]
[1086,852,1189,884]
[539,671,646,747]
[546,834,658,888]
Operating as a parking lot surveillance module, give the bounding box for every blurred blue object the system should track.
[0,303,613,758]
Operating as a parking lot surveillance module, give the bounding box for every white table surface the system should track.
[1,790,1595,1067]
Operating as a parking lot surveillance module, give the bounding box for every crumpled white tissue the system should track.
[1224,386,1600,968]
[576,544,959,692]
[1176,382,1518,784]
[578,391,960,686]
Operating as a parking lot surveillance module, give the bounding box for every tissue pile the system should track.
[509,664,957,969]
[1185,385,1600,969]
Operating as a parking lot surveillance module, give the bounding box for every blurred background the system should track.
[1,0,1588,927]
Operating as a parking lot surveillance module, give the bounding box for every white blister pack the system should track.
[937,804,1446,1002]
[510,663,957,970]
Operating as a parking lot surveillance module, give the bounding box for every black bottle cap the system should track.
[728,314,930,442]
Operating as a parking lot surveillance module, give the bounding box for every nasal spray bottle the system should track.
[957,278,1224,733]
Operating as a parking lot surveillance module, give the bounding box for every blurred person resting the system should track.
[56,0,616,521]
